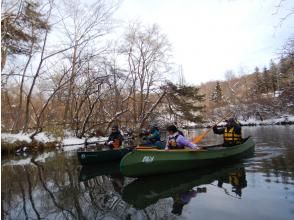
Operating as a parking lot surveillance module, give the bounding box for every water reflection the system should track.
[122,163,247,213]
[79,161,120,182]
[2,126,294,220]
[79,162,125,196]
[2,154,122,219]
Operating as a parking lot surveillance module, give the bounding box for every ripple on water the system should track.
[251,144,284,161]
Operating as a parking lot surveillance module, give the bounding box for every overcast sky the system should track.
[114,0,294,85]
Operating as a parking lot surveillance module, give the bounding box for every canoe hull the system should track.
[120,137,255,177]
[77,147,133,165]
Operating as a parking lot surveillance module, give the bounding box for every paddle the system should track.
[192,112,233,144]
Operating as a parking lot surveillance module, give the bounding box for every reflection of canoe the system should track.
[79,161,120,182]
[120,137,254,177]
[122,164,245,209]
[77,147,133,165]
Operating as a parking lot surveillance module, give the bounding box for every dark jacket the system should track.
[213,121,242,146]
[107,131,124,144]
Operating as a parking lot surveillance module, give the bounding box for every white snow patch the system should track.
[239,115,294,125]
[34,132,57,143]
[1,132,32,143]
[62,137,85,151]
[1,131,57,144]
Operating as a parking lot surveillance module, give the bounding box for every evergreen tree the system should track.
[256,67,265,94]
[210,81,223,104]
[1,0,49,70]
[165,82,205,123]
[262,67,271,93]
[250,67,263,99]
[269,60,278,92]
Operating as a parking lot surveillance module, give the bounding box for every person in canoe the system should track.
[142,125,164,149]
[165,125,200,150]
[213,117,242,146]
[173,122,185,136]
[105,125,124,149]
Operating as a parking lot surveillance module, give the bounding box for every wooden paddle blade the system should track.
[193,129,211,144]
[193,134,205,144]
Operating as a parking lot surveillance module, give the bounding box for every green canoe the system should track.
[120,137,254,177]
[77,146,133,165]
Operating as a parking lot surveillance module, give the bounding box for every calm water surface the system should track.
[2,126,294,220]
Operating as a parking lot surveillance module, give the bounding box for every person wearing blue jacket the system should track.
[143,125,164,149]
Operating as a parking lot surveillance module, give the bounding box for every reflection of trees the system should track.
[25,166,41,219]
[2,154,137,219]
[260,156,294,185]
[80,175,130,219]
[250,126,294,185]
[2,148,293,220]
[17,179,28,220]
[31,159,75,219]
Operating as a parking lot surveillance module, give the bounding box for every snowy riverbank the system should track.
[189,115,294,128]
[1,115,294,154]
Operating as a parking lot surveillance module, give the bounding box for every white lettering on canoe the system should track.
[142,156,154,163]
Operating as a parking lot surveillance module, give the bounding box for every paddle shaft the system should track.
[61,139,106,147]
[192,112,233,144]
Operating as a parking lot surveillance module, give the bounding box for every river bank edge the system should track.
[1,116,294,156]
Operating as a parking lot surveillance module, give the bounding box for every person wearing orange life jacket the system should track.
[213,117,242,146]
[105,125,124,149]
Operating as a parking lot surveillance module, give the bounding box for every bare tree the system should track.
[121,22,172,129]
[56,0,119,128]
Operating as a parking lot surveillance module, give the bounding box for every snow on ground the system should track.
[34,132,58,143]
[194,115,294,127]
[1,132,58,144]
[1,132,32,143]
[239,115,294,125]
[1,131,108,152]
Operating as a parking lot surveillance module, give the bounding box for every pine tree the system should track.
[210,81,223,104]
[255,67,264,93]
[269,60,278,92]
[165,82,205,123]
[262,67,271,93]
[1,0,49,70]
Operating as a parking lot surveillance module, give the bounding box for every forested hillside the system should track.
[199,53,294,123]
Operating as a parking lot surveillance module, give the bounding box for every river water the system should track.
[1,126,294,220]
